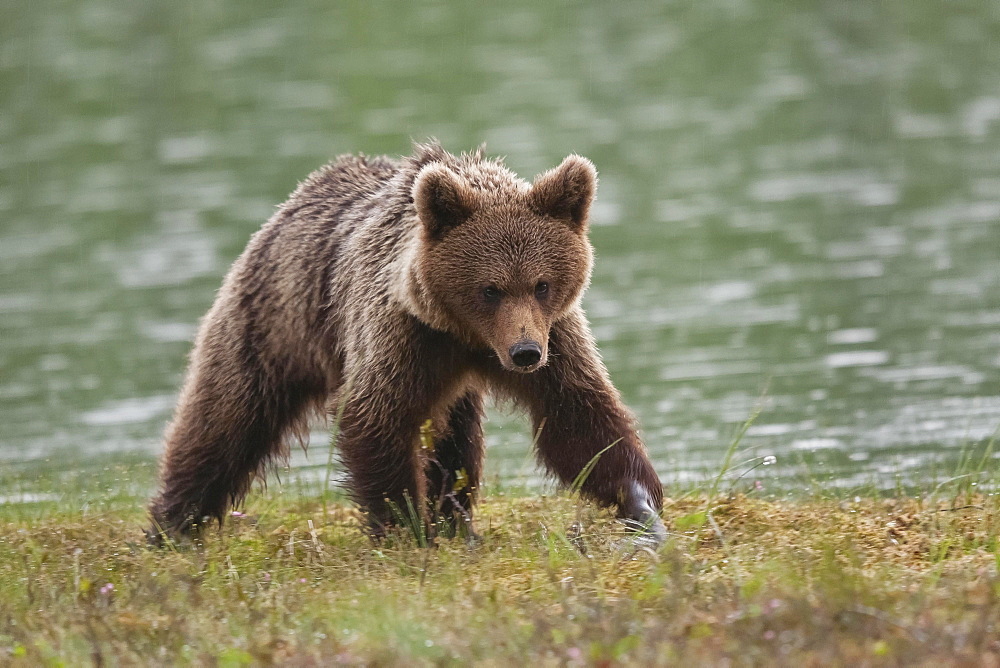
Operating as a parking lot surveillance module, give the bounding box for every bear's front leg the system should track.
[337,390,430,537]
[425,391,486,538]
[505,310,666,545]
[335,326,461,538]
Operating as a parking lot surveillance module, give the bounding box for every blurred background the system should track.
[2,0,999,503]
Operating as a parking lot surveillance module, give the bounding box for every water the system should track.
[3,1,1000,498]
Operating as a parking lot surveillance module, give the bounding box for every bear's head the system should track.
[411,155,596,372]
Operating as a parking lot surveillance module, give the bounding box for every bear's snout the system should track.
[509,340,542,369]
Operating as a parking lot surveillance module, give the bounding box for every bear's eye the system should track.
[482,285,501,302]
[535,281,549,298]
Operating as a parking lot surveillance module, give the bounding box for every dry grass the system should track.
[1,487,999,666]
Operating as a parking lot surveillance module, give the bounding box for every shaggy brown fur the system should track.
[148,142,665,543]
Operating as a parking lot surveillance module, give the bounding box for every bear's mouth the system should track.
[509,361,543,373]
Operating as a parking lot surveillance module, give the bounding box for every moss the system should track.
[0,492,998,665]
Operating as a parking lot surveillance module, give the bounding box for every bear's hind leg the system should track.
[148,352,323,540]
[425,391,485,537]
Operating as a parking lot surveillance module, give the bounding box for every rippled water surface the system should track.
[3,1,1000,497]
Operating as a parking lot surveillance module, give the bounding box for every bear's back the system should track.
[290,154,401,215]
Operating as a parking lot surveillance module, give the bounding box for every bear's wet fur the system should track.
[148,142,665,543]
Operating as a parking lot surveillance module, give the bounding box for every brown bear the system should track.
[148,142,665,544]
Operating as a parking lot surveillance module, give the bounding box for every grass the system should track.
[1,476,999,666]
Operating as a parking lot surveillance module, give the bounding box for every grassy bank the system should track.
[1,485,998,666]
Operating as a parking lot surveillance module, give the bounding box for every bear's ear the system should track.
[413,164,477,241]
[529,155,597,233]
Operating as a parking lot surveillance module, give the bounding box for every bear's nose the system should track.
[509,341,542,367]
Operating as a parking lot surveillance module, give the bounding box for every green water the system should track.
[3,1,1000,501]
